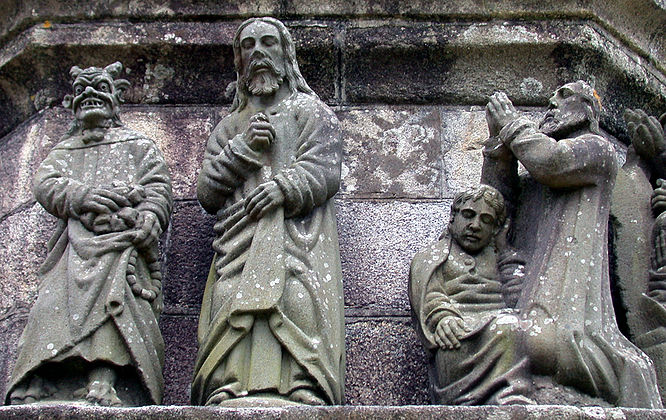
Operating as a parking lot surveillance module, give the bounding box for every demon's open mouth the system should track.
[80,98,106,109]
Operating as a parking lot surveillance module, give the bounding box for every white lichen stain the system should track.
[519,78,543,97]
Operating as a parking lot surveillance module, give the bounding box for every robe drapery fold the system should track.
[5,127,172,405]
[192,92,344,405]
[410,234,532,405]
[482,117,662,408]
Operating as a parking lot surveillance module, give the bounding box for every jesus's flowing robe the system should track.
[192,92,345,405]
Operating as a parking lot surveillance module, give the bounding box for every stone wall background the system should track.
[1,1,666,406]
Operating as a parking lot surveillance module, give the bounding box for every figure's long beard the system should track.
[539,112,587,139]
[247,70,283,96]
[241,57,286,97]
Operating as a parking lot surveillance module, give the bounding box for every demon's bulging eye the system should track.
[97,82,110,93]
[74,85,83,95]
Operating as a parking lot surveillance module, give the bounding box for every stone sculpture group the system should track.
[411,82,665,408]
[4,16,666,410]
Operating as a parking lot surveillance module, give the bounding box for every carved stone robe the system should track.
[611,147,666,402]
[483,118,662,408]
[410,234,531,405]
[192,92,344,405]
[5,127,172,405]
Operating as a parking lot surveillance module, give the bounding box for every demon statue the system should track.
[5,62,172,406]
[192,17,344,406]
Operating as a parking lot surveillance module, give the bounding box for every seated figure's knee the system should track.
[521,318,558,375]
[491,313,521,339]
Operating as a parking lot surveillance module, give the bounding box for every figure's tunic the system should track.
[192,92,344,405]
[611,148,666,402]
[488,118,662,408]
[5,127,172,405]
[410,234,530,405]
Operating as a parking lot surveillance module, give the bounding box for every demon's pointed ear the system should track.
[104,62,123,79]
[69,66,83,79]
[62,94,73,109]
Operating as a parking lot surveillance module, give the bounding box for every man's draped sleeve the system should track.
[134,140,173,230]
[197,120,264,214]
[33,147,91,219]
[499,117,617,189]
[273,102,341,218]
[422,280,464,349]
[409,237,458,350]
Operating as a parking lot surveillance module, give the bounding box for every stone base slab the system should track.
[0,404,664,419]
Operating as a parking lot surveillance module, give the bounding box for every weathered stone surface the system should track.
[0,309,28,406]
[0,203,55,313]
[160,315,198,406]
[343,21,666,140]
[163,198,454,316]
[0,21,337,138]
[0,108,67,218]
[345,318,429,405]
[338,200,450,312]
[440,109,487,198]
[0,2,665,408]
[0,204,55,401]
[610,161,654,339]
[154,316,434,407]
[2,1,664,72]
[1,403,665,419]
[123,107,222,200]
[339,107,441,198]
[161,316,431,406]
[343,22,559,105]
[162,201,215,315]
[0,105,216,219]
[3,15,666,139]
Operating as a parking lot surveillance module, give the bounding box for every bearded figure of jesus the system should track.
[192,17,344,407]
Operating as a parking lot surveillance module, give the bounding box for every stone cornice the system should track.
[1,1,664,69]
[1,18,664,142]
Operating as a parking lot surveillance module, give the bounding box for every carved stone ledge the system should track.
[1,1,664,69]
[0,404,665,419]
[1,19,664,140]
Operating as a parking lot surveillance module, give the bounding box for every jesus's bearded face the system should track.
[238,21,287,97]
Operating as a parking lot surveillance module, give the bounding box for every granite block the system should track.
[162,201,215,315]
[344,317,429,406]
[343,22,560,106]
[1,404,666,419]
[0,108,67,218]
[337,199,450,313]
[123,107,223,200]
[0,203,56,313]
[160,314,199,406]
[338,107,441,199]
